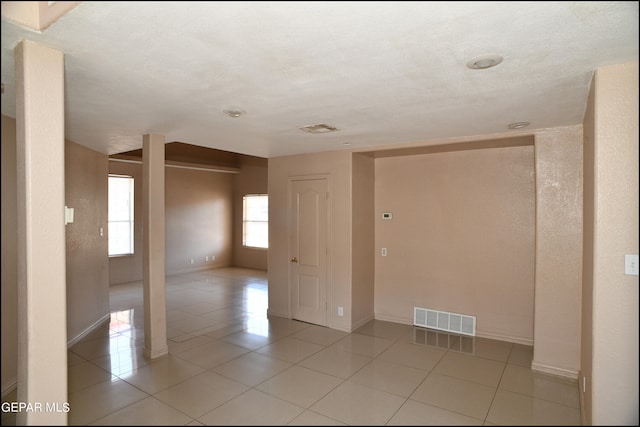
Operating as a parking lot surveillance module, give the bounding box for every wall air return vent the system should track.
[299,123,338,134]
[414,306,476,336]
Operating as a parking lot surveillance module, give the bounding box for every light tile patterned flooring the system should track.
[1,268,581,425]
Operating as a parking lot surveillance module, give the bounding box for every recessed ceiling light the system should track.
[466,55,503,70]
[508,121,530,129]
[223,108,245,118]
[299,123,339,134]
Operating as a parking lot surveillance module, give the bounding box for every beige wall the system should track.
[165,166,233,273]
[351,153,375,329]
[233,156,269,270]
[1,115,110,396]
[1,115,18,395]
[533,125,583,378]
[65,140,111,342]
[109,161,235,283]
[268,150,354,331]
[374,144,536,342]
[586,61,639,425]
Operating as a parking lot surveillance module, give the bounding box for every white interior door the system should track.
[290,178,328,326]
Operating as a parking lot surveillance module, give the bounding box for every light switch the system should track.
[624,254,639,276]
[64,206,74,225]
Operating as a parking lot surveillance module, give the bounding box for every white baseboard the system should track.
[475,330,534,346]
[143,346,169,359]
[351,314,375,332]
[579,371,587,425]
[67,312,111,347]
[168,265,228,277]
[1,313,111,399]
[267,309,290,319]
[375,313,534,347]
[373,313,412,325]
[531,360,579,381]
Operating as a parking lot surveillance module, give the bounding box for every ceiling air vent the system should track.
[299,123,338,134]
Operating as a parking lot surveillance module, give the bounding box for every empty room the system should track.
[1,2,638,426]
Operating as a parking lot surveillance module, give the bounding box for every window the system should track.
[243,194,268,249]
[108,175,134,256]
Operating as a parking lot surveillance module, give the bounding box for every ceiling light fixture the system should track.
[223,108,245,118]
[508,121,530,129]
[299,123,339,134]
[466,54,503,70]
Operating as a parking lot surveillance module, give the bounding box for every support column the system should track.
[142,134,168,358]
[15,40,67,425]
[533,125,583,380]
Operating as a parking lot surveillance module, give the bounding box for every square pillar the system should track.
[142,133,168,358]
[15,39,68,425]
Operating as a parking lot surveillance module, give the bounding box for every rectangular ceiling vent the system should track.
[414,306,476,336]
[299,123,338,134]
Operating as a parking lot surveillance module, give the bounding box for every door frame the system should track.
[287,173,332,324]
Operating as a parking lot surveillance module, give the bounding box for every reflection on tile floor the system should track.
[1,267,581,426]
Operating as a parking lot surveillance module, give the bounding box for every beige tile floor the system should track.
[1,267,581,426]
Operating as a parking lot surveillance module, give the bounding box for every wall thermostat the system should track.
[382,212,393,220]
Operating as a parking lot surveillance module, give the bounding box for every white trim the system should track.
[143,346,169,359]
[531,360,579,381]
[168,265,223,276]
[350,314,375,332]
[3,313,112,398]
[579,372,587,425]
[67,313,111,347]
[475,330,534,346]
[374,313,412,325]
[266,309,290,319]
[375,313,534,346]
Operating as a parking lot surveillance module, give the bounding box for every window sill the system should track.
[109,253,135,258]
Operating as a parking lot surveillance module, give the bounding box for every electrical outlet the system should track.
[338,306,344,316]
[206,256,209,262]
[190,258,194,265]
[381,248,387,256]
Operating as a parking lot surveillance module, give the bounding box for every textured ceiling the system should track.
[1,1,638,158]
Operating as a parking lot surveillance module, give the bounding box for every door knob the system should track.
[291,257,298,263]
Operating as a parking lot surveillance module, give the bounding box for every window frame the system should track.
[108,174,135,257]
[242,194,269,249]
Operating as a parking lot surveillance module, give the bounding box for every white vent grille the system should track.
[414,307,476,336]
[299,123,338,134]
